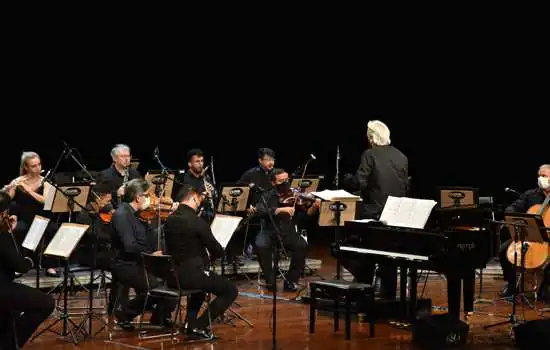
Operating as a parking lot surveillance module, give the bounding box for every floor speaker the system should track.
[412,313,469,349]
[513,319,550,349]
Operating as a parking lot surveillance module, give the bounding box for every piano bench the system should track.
[309,280,375,340]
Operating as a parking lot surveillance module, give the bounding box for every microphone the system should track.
[310,153,316,160]
[505,187,520,195]
[153,146,159,158]
[249,182,265,192]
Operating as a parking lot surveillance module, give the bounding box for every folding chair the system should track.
[138,253,203,342]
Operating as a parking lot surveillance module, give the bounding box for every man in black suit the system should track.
[164,185,238,340]
[111,179,176,329]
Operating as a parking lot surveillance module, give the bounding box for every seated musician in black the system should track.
[97,144,141,210]
[254,168,320,291]
[342,120,409,298]
[164,185,238,340]
[2,151,60,277]
[111,179,176,329]
[498,164,550,298]
[0,190,55,349]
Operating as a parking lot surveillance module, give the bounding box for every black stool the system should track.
[309,280,375,340]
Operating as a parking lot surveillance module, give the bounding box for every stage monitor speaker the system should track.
[412,313,469,349]
[513,319,550,349]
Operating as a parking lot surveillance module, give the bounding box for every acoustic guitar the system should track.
[506,193,550,269]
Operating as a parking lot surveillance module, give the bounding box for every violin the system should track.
[138,191,174,222]
[278,186,316,210]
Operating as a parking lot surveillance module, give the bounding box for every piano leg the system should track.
[462,269,475,314]
[409,268,418,321]
[446,273,461,320]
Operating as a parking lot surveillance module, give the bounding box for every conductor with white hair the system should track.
[340,120,409,299]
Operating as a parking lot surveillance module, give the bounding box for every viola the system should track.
[138,192,174,222]
[278,187,316,210]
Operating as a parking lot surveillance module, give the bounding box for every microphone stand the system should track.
[333,144,343,279]
[256,186,284,350]
[153,150,171,252]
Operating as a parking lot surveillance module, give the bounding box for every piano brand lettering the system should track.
[457,243,475,252]
[446,332,461,344]
[329,203,347,212]
[229,188,243,197]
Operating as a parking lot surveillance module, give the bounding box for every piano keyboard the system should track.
[339,246,430,261]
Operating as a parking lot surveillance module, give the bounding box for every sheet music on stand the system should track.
[22,215,51,251]
[210,214,243,249]
[43,182,90,213]
[378,196,437,229]
[44,223,89,259]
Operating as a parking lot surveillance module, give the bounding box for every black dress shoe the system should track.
[185,327,216,341]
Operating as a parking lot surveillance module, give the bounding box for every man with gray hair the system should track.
[97,144,141,209]
[497,163,550,299]
[341,120,409,299]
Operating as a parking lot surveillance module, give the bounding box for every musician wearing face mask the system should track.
[254,168,320,292]
[110,179,177,329]
[0,190,55,349]
[2,151,60,277]
[498,164,550,298]
[164,185,238,340]
[97,144,141,209]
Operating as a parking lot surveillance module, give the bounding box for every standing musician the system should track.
[97,144,141,210]
[2,151,60,277]
[236,148,277,258]
[498,163,550,298]
[164,185,238,340]
[0,190,55,349]
[173,149,216,223]
[254,168,320,292]
[110,179,176,329]
[342,120,409,299]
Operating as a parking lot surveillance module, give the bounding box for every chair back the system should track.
[141,253,180,291]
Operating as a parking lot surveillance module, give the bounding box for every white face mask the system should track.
[140,196,151,210]
[538,176,550,190]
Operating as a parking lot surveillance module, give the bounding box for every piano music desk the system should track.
[309,280,375,340]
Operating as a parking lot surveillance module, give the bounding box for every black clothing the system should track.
[164,204,237,330]
[238,166,273,206]
[0,229,55,349]
[174,171,216,222]
[253,188,308,286]
[111,202,175,321]
[350,145,409,219]
[11,186,59,271]
[97,164,141,208]
[111,203,156,263]
[499,188,548,287]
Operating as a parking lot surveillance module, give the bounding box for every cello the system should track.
[506,193,550,269]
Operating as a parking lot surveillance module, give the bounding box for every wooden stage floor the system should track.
[20,248,550,350]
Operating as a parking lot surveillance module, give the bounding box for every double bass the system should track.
[506,193,550,269]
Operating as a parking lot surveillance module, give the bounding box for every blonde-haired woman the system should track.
[3,151,59,277]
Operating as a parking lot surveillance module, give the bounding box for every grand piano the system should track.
[335,207,495,321]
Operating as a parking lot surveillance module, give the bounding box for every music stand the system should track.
[33,183,90,344]
[312,190,360,279]
[21,215,51,290]
[290,175,324,193]
[217,184,251,214]
[484,213,548,333]
[145,170,176,199]
[437,186,479,209]
[210,214,254,328]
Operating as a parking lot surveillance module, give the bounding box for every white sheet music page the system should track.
[43,182,56,211]
[379,196,437,229]
[311,189,360,201]
[210,214,243,249]
[22,215,51,251]
[44,223,89,258]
